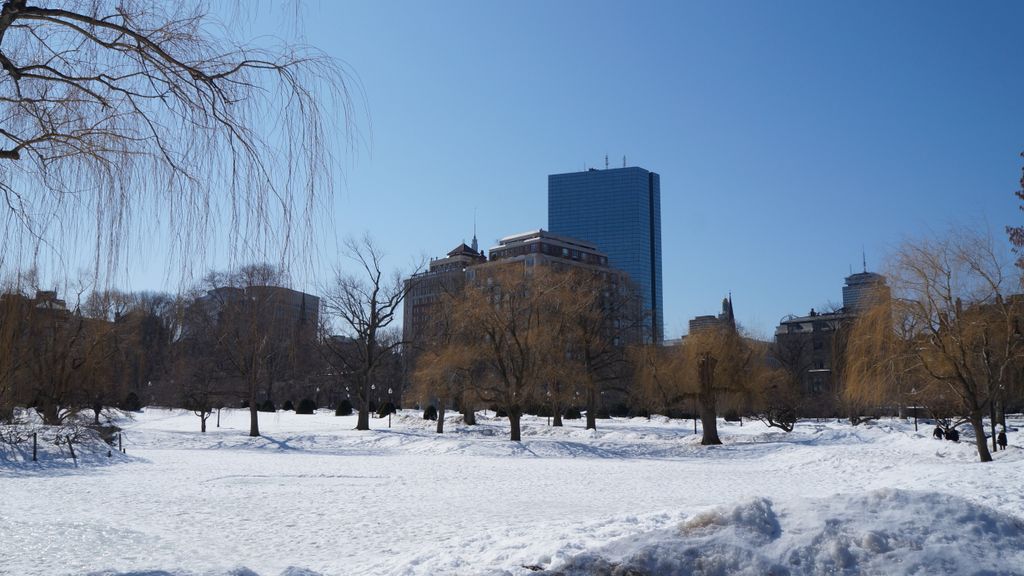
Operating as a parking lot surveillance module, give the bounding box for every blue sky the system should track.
[133,1,1024,337]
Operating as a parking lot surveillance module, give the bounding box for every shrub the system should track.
[377,402,396,418]
[335,399,353,416]
[257,399,276,413]
[423,405,438,421]
[282,400,295,411]
[596,407,611,419]
[120,392,142,412]
[296,398,317,414]
[563,407,582,420]
[609,403,630,418]
[724,410,741,422]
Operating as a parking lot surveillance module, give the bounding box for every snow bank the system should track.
[543,490,1024,576]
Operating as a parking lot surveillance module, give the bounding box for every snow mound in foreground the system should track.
[542,489,1024,576]
[85,567,321,576]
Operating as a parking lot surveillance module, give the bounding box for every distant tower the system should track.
[471,210,479,253]
[721,294,736,330]
[843,270,889,313]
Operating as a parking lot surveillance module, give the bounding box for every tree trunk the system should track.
[436,404,446,434]
[509,411,522,441]
[248,376,260,437]
[462,402,476,426]
[356,379,371,431]
[697,353,721,445]
[699,393,721,445]
[989,401,998,452]
[201,414,207,433]
[41,401,60,425]
[93,403,102,425]
[585,388,597,431]
[248,403,259,437]
[552,410,563,427]
[969,410,993,462]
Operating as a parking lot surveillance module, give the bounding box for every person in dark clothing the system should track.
[997,429,1008,450]
[933,426,944,440]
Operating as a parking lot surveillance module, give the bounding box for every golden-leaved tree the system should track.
[635,324,760,445]
[844,229,1024,462]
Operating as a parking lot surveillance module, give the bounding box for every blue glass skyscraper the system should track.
[548,166,663,341]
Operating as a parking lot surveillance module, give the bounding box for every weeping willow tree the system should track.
[0,0,360,283]
[634,324,759,445]
[842,295,919,421]
[844,229,1024,463]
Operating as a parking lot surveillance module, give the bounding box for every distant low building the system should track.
[689,296,735,334]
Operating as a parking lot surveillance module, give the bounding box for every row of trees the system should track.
[408,262,795,444]
[0,237,414,437]
[407,227,1024,462]
[5,226,1023,464]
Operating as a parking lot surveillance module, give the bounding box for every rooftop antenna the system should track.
[862,246,867,273]
[623,155,627,168]
[605,154,609,169]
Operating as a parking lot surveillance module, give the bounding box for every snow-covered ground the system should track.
[2,409,1023,576]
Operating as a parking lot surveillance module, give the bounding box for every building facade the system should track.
[402,238,487,364]
[548,166,663,341]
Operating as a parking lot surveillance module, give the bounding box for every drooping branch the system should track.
[0,0,361,286]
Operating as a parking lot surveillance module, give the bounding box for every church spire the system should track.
[471,208,479,252]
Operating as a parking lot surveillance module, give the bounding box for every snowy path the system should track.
[2,409,1023,575]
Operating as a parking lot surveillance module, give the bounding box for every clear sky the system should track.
[136,1,1024,338]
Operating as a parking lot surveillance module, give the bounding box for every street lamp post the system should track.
[388,387,393,428]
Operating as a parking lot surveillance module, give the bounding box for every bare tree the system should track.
[0,274,32,422]
[191,263,303,437]
[25,291,112,425]
[411,338,475,434]
[0,0,359,283]
[634,325,757,445]
[555,269,640,430]
[321,235,419,431]
[409,283,481,434]
[846,228,1024,462]
[452,264,566,442]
